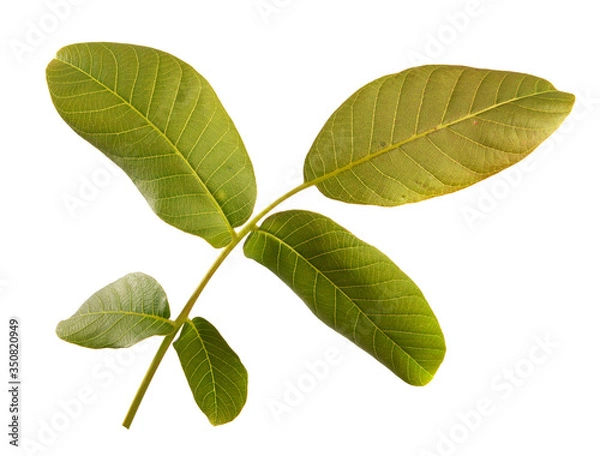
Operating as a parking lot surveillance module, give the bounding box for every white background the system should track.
[1,0,599,455]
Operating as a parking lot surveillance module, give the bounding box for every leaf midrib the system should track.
[68,310,176,328]
[186,319,219,423]
[55,55,234,238]
[306,88,563,187]
[257,229,438,381]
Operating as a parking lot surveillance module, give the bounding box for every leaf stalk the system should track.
[123,180,312,428]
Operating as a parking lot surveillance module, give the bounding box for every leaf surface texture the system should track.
[47,42,256,247]
[304,65,575,205]
[56,272,175,349]
[174,317,248,425]
[244,210,445,386]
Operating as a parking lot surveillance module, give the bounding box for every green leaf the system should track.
[304,65,575,206]
[244,210,445,386]
[56,272,175,349]
[46,42,256,248]
[173,317,248,425]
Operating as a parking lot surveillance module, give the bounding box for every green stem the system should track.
[122,180,312,428]
[121,332,174,428]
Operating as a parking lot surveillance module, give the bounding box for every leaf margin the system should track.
[56,272,176,349]
[173,316,248,426]
[303,64,576,207]
[243,209,446,386]
[46,41,258,248]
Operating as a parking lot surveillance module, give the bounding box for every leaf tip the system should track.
[566,91,577,109]
[55,319,67,341]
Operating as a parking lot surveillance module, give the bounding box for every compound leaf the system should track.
[47,42,256,248]
[244,210,445,386]
[304,65,575,206]
[56,272,175,349]
[174,317,248,425]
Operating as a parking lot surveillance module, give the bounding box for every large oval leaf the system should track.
[46,42,256,248]
[244,210,445,386]
[304,65,575,206]
[174,317,248,425]
[56,272,175,349]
